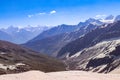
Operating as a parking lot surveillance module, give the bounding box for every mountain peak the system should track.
[105,15,114,20]
[115,15,120,21]
[85,18,103,25]
[78,18,103,27]
[86,18,97,21]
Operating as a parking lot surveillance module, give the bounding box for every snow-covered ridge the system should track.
[71,37,120,58]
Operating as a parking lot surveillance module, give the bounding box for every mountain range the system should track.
[22,15,120,73]
[23,15,119,55]
[0,26,49,44]
[0,15,120,74]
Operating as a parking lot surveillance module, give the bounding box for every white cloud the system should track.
[37,12,46,15]
[28,12,46,18]
[95,14,107,19]
[50,10,56,14]
[28,10,56,18]
[28,15,34,18]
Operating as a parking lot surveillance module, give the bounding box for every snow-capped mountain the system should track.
[99,15,115,23]
[97,15,120,23]
[78,18,103,27]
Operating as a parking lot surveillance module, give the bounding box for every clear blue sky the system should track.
[0,0,120,28]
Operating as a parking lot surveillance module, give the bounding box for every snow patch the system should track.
[70,50,83,58]
[0,63,26,70]
[95,54,106,59]
[0,52,7,55]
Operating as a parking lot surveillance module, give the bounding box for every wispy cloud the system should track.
[28,15,34,18]
[37,12,46,15]
[50,10,56,14]
[28,10,56,18]
[28,12,46,18]
[95,14,106,19]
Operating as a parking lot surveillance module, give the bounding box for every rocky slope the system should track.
[0,40,65,75]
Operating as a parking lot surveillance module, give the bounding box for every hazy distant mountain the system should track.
[0,40,65,75]
[28,24,78,43]
[0,30,13,42]
[1,26,49,44]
